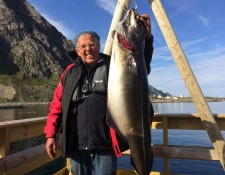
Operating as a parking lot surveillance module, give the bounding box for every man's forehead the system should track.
[77,34,97,43]
[74,30,100,45]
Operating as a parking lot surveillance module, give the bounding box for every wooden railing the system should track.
[0,113,225,175]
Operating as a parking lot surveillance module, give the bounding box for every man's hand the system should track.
[139,14,152,40]
[46,137,57,159]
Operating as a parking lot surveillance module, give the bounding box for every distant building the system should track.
[157,95,162,99]
[172,96,178,100]
[180,95,184,98]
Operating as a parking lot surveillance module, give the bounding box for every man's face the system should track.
[75,34,100,69]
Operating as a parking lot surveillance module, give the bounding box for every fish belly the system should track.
[107,39,152,175]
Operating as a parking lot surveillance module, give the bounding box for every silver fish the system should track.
[107,9,152,175]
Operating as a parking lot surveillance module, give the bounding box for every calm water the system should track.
[1,101,225,174]
[0,103,50,122]
[127,101,225,175]
[1,101,225,122]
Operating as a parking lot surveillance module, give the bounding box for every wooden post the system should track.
[163,117,169,174]
[148,0,225,170]
[103,0,130,56]
[0,128,10,158]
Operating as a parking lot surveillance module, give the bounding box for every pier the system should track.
[0,0,224,174]
[1,113,225,174]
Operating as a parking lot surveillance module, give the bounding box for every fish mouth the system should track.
[117,33,135,51]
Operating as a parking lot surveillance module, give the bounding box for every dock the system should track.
[1,113,225,174]
[1,0,224,174]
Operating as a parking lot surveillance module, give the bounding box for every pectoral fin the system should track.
[127,56,137,75]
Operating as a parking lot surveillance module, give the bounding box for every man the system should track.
[44,14,154,175]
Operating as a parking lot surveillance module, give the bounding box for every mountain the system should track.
[0,0,170,102]
[149,85,171,97]
[0,0,75,102]
[0,0,74,79]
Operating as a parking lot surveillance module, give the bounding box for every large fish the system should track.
[107,9,152,175]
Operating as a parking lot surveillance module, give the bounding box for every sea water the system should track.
[1,101,225,174]
[118,129,225,175]
[117,101,225,175]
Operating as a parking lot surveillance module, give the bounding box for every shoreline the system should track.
[151,98,225,103]
[0,102,50,109]
[0,98,224,108]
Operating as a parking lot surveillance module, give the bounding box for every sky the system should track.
[27,0,225,97]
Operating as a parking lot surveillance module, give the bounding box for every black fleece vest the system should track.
[71,59,108,102]
[63,56,112,152]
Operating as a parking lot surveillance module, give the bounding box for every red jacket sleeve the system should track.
[44,64,75,138]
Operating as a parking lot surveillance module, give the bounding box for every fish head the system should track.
[115,9,146,52]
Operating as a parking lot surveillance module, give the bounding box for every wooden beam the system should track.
[153,145,219,160]
[54,167,68,175]
[9,122,45,142]
[117,169,181,175]
[0,116,46,129]
[0,117,46,142]
[103,0,130,56]
[123,145,219,160]
[152,113,225,130]
[148,0,225,169]
[0,144,61,174]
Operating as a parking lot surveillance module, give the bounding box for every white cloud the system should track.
[182,37,207,49]
[149,38,225,97]
[95,0,117,15]
[149,64,188,96]
[198,15,209,27]
[164,1,196,18]
[190,49,225,84]
[42,13,76,40]
[27,1,76,39]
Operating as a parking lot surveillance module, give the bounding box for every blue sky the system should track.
[27,0,225,97]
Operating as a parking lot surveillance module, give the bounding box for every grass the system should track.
[0,75,59,102]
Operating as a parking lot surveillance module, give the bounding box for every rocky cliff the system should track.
[0,0,74,78]
[0,0,74,101]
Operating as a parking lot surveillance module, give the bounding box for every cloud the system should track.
[27,1,77,39]
[164,1,196,18]
[149,39,225,97]
[95,0,117,15]
[182,37,208,49]
[189,47,225,84]
[41,13,76,40]
[198,15,209,27]
[149,63,188,96]
[192,59,225,97]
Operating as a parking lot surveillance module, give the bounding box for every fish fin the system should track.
[126,55,137,75]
